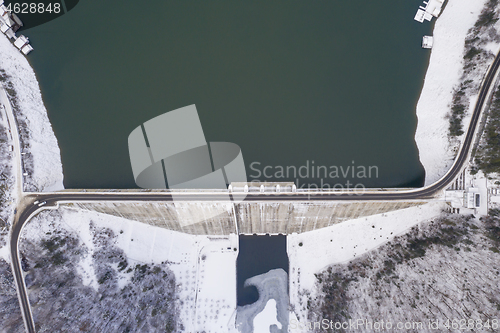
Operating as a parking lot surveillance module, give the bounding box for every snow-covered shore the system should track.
[415,0,496,185]
[0,33,63,192]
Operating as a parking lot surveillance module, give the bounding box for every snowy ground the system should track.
[306,213,500,333]
[415,0,492,186]
[0,97,15,251]
[487,173,500,209]
[0,57,23,333]
[20,206,239,332]
[253,299,280,333]
[0,258,23,333]
[0,33,63,192]
[237,269,288,333]
[288,201,446,328]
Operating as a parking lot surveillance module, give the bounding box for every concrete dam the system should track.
[67,199,431,235]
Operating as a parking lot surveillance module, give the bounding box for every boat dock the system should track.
[0,0,33,54]
[422,36,434,49]
[414,0,445,23]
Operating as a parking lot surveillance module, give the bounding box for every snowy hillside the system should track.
[307,212,500,333]
[415,0,500,185]
[0,34,63,192]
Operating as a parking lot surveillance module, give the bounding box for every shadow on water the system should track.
[236,234,288,306]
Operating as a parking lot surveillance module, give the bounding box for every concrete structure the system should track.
[465,188,480,209]
[414,0,445,23]
[422,36,434,49]
[14,35,28,50]
[0,20,14,39]
[20,43,33,55]
[68,199,429,235]
[445,171,486,214]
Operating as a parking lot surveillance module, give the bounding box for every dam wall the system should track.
[65,200,430,235]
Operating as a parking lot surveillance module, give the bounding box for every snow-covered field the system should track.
[0,99,15,250]
[0,258,23,333]
[288,201,446,328]
[306,213,500,333]
[20,207,238,332]
[0,33,63,192]
[415,0,500,185]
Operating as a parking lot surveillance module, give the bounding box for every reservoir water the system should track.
[24,0,434,189]
[236,235,288,306]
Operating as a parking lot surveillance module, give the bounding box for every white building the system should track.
[414,0,446,23]
[0,0,7,19]
[21,43,33,55]
[422,36,434,49]
[14,35,29,50]
[0,5,22,32]
[0,20,14,39]
[465,188,481,209]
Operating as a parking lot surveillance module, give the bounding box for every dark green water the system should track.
[25,0,433,189]
[237,235,288,306]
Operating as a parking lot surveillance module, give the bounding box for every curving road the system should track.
[8,50,500,333]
